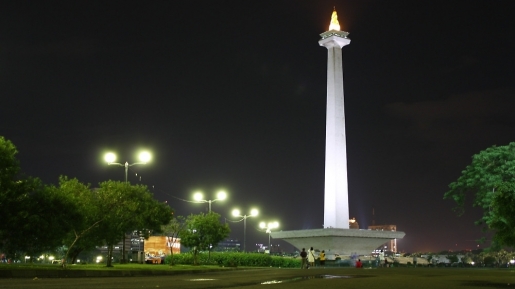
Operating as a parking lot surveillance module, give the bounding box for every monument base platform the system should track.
[271,228,405,256]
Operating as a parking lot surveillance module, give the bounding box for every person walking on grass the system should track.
[308,247,315,268]
[300,248,307,269]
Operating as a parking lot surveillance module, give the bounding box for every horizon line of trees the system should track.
[0,136,231,268]
[0,136,174,267]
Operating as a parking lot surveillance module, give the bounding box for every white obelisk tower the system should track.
[319,9,351,229]
[271,9,405,254]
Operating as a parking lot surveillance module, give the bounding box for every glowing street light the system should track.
[104,151,151,183]
[193,190,227,212]
[103,150,151,264]
[232,208,258,252]
[259,221,279,254]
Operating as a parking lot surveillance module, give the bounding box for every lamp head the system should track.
[138,151,151,163]
[193,192,203,201]
[104,152,116,163]
[250,208,259,217]
[216,190,227,200]
[232,209,240,217]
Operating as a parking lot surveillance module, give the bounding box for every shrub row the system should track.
[165,252,301,268]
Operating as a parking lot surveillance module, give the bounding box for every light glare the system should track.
[232,209,240,217]
[105,152,116,163]
[139,151,151,163]
[193,192,203,201]
[217,190,227,200]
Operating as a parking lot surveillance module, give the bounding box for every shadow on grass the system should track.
[461,280,512,288]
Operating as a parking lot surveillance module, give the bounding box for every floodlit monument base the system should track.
[271,228,405,256]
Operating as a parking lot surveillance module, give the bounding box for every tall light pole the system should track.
[104,151,151,184]
[193,190,227,212]
[232,208,258,252]
[259,221,279,254]
[104,150,151,264]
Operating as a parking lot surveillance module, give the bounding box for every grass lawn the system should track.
[0,262,228,271]
[320,267,515,289]
[1,264,515,288]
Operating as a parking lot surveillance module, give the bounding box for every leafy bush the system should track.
[483,256,496,266]
[165,252,301,268]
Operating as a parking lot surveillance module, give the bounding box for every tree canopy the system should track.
[94,180,173,266]
[0,137,64,256]
[180,212,230,265]
[444,142,515,249]
[0,136,174,265]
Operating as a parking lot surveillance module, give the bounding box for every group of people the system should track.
[377,250,391,267]
[300,247,366,269]
[300,247,325,269]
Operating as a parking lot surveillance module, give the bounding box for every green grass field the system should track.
[316,267,515,289]
[0,262,224,271]
[1,263,515,289]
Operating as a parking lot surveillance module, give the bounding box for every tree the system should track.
[180,212,230,265]
[53,176,114,267]
[0,137,70,259]
[0,136,24,253]
[13,180,79,260]
[0,136,19,185]
[446,254,459,264]
[493,249,510,267]
[161,216,186,266]
[94,181,172,267]
[444,142,515,249]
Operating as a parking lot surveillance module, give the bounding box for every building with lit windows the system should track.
[368,224,398,252]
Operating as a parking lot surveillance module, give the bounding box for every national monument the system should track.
[271,9,405,256]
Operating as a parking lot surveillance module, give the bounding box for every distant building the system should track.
[368,224,398,252]
[214,239,241,252]
[145,236,180,256]
[349,218,359,229]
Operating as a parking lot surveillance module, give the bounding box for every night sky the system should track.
[1,1,514,253]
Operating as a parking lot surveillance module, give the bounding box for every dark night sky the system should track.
[1,1,514,253]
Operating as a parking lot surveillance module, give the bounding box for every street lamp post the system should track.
[259,221,279,254]
[104,151,151,183]
[193,190,227,212]
[232,208,258,252]
[104,151,151,264]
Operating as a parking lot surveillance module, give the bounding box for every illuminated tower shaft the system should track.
[319,11,351,229]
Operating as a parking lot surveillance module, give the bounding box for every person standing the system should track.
[308,247,315,268]
[300,248,307,269]
[379,250,385,267]
[319,250,326,267]
[413,255,418,267]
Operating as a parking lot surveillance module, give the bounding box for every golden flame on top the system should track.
[329,9,341,31]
